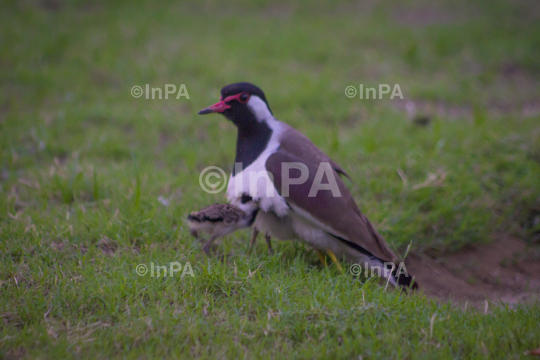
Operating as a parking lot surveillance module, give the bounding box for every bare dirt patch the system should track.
[408,236,540,308]
[392,99,540,122]
[97,237,118,256]
[392,5,467,27]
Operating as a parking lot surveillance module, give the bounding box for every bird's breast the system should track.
[227,145,289,217]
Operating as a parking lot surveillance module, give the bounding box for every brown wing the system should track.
[279,124,352,182]
[265,149,397,262]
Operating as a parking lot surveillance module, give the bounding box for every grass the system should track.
[1,0,540,358]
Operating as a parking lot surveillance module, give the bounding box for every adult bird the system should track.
[198,82,416,288]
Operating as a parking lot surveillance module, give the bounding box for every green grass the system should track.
[1,0,540,358]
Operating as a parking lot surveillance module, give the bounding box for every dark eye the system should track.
[239,93,249,103]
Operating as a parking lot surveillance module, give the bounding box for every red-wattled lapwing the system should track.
[198,82,417,289]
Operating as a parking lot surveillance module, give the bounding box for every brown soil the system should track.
[392,99,540,121]
[407,236,540,308]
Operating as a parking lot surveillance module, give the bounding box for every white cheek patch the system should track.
[247,96,276,126]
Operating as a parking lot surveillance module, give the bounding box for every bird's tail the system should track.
[361,215,419,290]
[385,261,419,290]
[394,268,418,290]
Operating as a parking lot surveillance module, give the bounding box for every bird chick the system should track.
[187,203,257,254]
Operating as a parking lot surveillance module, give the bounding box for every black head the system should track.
[220,82,269,105]
[198,82,273,128]
[198,82,276,173]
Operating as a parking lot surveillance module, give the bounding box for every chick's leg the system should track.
[248,228,259,254]
[203,235,217,255]
[265,233,274,255]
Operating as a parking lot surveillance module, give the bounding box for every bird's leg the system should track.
[248,228,259,254]
[264,233,274,255]
[326,250,344,274]
[190,229,199,239]
[203,235,217,255]
[316,250,327,266]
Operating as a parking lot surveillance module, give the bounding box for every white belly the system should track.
[254,211,295,240]
[289,214,344,254]
[254,210,360,260]
[254,206,380,268]
[289,213,376,264]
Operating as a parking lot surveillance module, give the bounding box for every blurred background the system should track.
[2,0,539,250]
[1,0,540,358]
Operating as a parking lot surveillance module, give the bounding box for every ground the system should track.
[1,0,540,358]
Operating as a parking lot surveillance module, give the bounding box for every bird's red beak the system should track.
[198,99,231,115]
[198,93,245,115]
